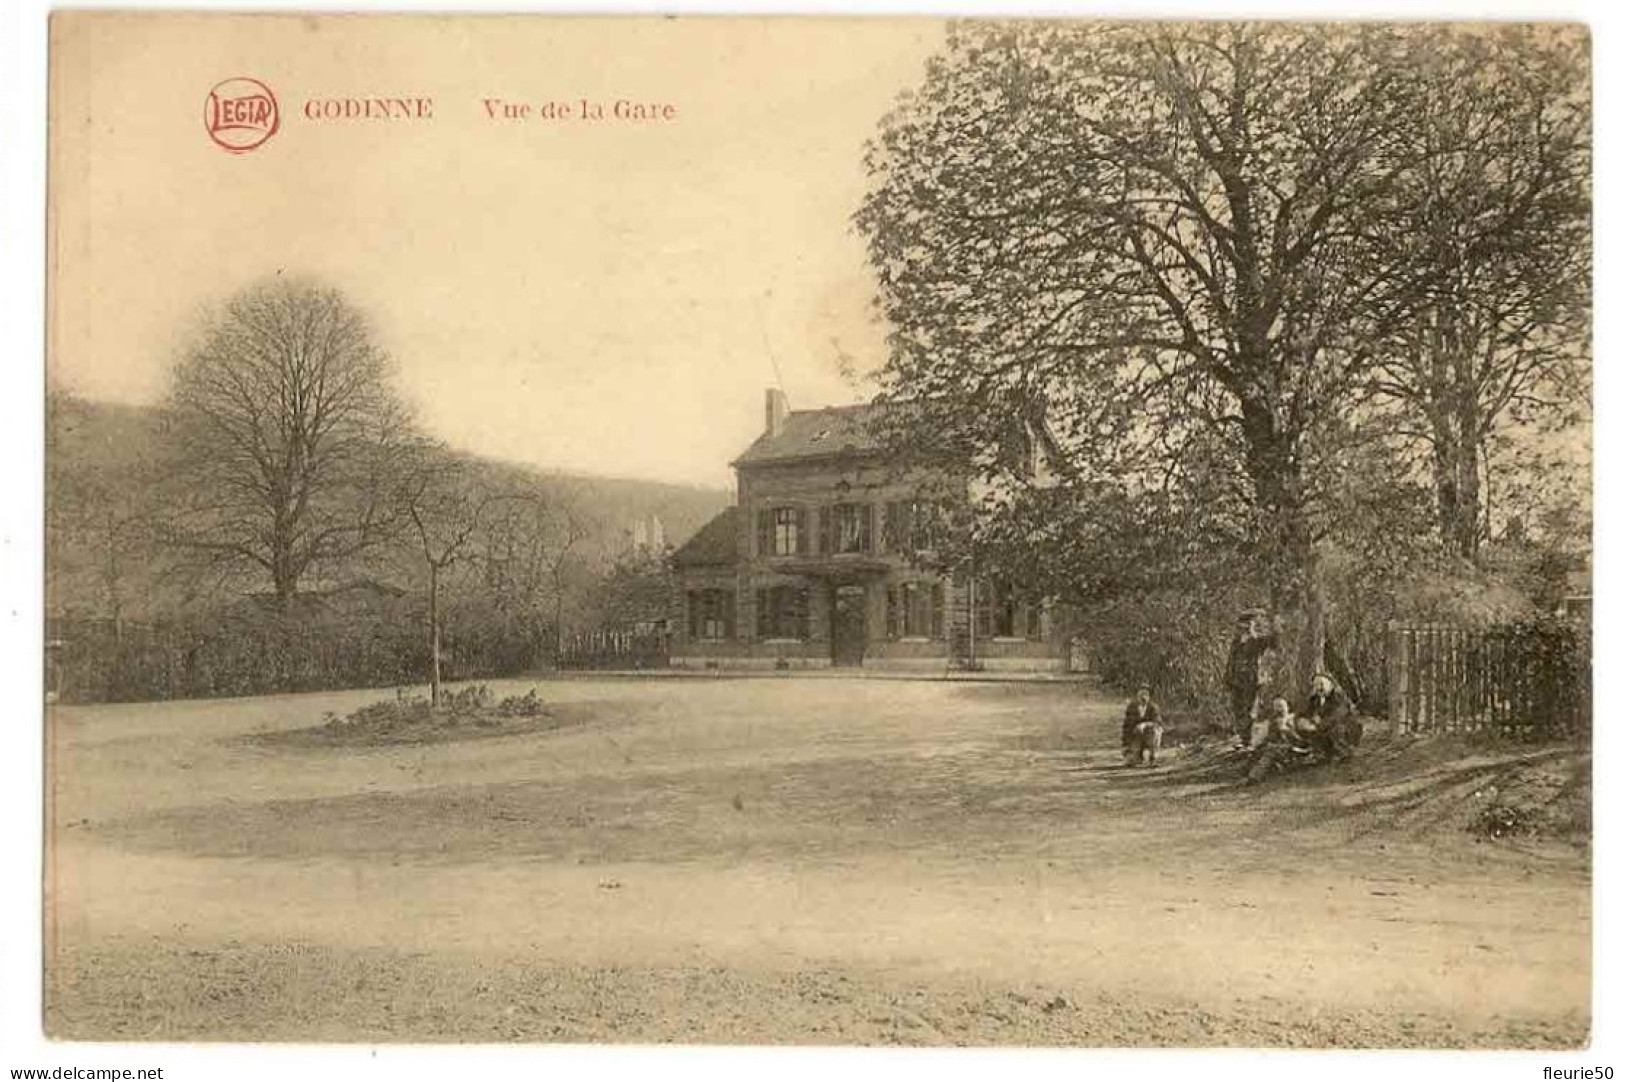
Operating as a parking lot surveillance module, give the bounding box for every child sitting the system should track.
[1122,684,1165,767]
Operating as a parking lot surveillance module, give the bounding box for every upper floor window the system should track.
[832,503,872,554]
[757,506,807,557]
[883,500,948,555]
[773,507,800,556]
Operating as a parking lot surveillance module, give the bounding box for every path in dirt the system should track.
[46,677,1591,1045]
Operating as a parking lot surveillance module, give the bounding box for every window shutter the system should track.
[931,582,945,639]
[686,591,697,638]
[818,505,831,554]
[886,586,898,639]
[756,507,772,557]
[862,504,875,552]
[723,590,736,641]
[795,587,810,639]
[755,588,769,639]
[796,507,809,554]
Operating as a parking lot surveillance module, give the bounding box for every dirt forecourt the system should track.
[44,677,1591,1047]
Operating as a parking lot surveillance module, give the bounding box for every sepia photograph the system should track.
[21,3,1603,1067]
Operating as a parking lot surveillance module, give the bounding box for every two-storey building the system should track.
[670,389,1074,672]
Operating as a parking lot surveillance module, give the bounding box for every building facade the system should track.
[670,389,1074,672]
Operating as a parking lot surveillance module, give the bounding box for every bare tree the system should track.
[46,393,163,637]
[398,449,549,708]
[531,496,589,664]
[162,279,412,612]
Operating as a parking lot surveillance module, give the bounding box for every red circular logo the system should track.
[204,77,280,153]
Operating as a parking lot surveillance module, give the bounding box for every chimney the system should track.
[765,387,789,438]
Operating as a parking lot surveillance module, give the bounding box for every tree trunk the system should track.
[554,589,564,667]
[1424,306,1484,562]
[1240,397,1326,702]
[1294,541,1328,697]
[1428,393,1484,561]
[270,509,299,614]
[1431,427,1464,554]
[1453,392,1483,560]
[429,562,442,710]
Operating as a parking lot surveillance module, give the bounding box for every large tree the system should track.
[163,280,412,612]
[856,22,1576,692]
[1368,26,1590,560]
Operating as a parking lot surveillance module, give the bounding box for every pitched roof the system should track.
[671,506,740,568]
[732,402,886,467]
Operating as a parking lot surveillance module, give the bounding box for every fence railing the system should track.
[1386,621,1590,738]
[558,629,670,671]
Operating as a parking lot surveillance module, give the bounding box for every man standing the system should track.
[1225,610,1278,749]
[1122,684,1164,767]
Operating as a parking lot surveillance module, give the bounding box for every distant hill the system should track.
[45,393,731,622]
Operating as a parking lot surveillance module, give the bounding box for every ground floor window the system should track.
[687,588,735,641]
[974,581,1044,641]
[886,581,944,639]
[756,584,810,640]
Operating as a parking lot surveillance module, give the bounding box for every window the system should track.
[994,589,1019,639]
[832,503,872,554]
[974,581,1041,640]
[773,507,800,556]
[887,581,944,639]
[688,589,734,641]
[1026,599,1046,640]
[884,500,946,555]
[757,506,806,557]
[755,585,810,640]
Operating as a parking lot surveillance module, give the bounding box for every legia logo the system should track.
[205,77,281,153]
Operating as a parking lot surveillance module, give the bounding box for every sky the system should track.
[47,14,944,488]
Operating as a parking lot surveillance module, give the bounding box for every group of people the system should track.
[1118,608,1363,780]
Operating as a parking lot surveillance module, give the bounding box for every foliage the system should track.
[856,21,1591,706]
[45,395,167,629]
[48,603,428,704]
[1081,589,1255,724]
[306,685,551,746]
[1365,25,1590,560]
[583,546,676,632]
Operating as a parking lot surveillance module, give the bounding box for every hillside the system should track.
[45,393,731,623]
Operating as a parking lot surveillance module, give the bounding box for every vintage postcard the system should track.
[41,11,1593,1054]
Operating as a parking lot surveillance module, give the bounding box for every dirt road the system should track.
[45,678,1591,1046]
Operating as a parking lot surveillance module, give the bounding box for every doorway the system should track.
[831,585,868,667]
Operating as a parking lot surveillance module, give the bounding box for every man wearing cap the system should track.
[1225,610,1279,749]
[1122,684,1164,766]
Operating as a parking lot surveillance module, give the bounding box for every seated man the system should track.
[1299,672,1361,762]
[1121,684,1164,767]
[1244,697,1311,784]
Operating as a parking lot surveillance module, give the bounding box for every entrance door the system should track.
[831,585,868,667]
